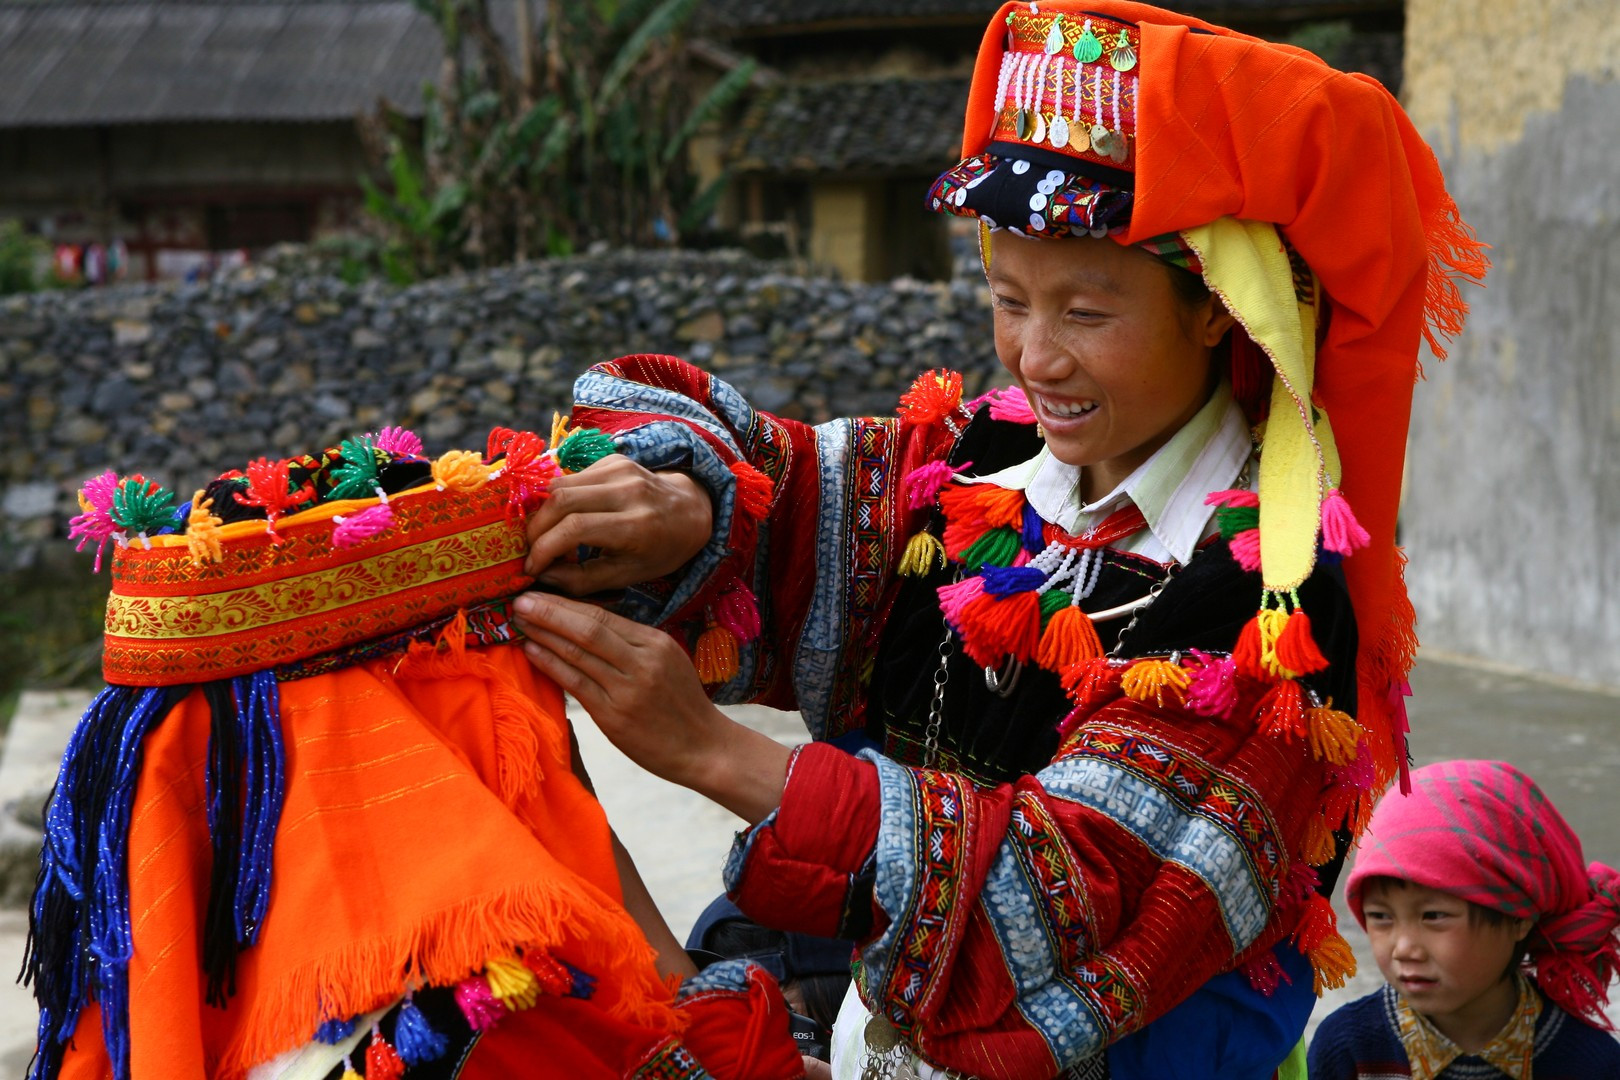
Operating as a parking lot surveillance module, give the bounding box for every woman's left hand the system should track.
[511,591,791,824]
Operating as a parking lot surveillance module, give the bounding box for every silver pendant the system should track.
[1050,115,1070,148]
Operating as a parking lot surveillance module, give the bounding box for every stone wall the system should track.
[0,250,998,567]
[1402,0,1620,687]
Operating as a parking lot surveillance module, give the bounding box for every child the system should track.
[1310,759,1620,1078]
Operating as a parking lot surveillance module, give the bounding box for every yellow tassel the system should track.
[1256,607,1294,679]
[1306,704,1363,765]
[432,449,492,492]
[1308,932,1357,994]
[898,531,946,576]
[1302,812,1337,866]
[184,489,225,566]
[694,624,740,685]
[1119,658,1191,708]
[549,411,571,449]
[341,1067,362,1080]
[485,955,540,1011]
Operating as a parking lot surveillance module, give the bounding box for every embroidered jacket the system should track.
[574,355,1363,1079]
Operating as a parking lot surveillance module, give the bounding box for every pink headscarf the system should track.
[1346,759,1620,1028]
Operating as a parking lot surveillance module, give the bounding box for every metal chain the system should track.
[922,621,954,769]
[1107,560,1179,659]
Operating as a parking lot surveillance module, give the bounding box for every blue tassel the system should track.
[394,996,449,1065]
[234,670,284,944]
[565,961,597,1000]
[980,564,1047,596]
[314,1015,358,1045]
[1020,502,1045,553]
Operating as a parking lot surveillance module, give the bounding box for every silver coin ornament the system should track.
[865,1015,901,1053]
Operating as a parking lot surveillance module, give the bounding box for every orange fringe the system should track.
[1419,189,1491,365]
[1301,813,1338,866]
[730,462,775,521]
[1119,658,1191,708]
[695,624,741,685]
[1037,606,1104,670]
[1306,704,1362,765]
[1291,894,1357,994]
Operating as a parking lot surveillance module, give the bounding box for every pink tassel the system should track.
[937,576,985,626]
[1285,861,1321,906]
[1241,952,1292,996]
[1228,528,1262,572]
[903,459,972,510]
[454,976,508,1031]
[987,386,1037,424]
[1388,679,1413,794]
[715,583,762,643]
[332,502,394,548]
[69,470,122,573]
[370,426,425,458]
[1205,489,1260,508]
[1320,489,1370,556]
[1185,651,1239,718]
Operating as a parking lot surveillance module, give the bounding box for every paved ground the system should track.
[1,656,1615,1066]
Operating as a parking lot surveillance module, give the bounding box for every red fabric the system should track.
[731,691,1334,1079]
[674,966,806,1080]
[1346,760,1620,1028]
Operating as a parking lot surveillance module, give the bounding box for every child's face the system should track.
[986,233,1232,498]
[1361,881,1531,1040]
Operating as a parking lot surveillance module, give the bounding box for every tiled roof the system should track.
[730,76,969,175]
[0,1,447,127]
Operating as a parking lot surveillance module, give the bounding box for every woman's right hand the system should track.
[524,454,714,594]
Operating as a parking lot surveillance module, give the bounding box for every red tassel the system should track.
[1036,605,1104,671]
[1060,657,1123,709]
[896,369,965,425]
[1292,895,1357,993]
[730,461,774,521]
[958,590,1040,666]
[1258,679,1308,741]
[485,426,519,461]
[1274,609,1329,675]
[237,457,314,543]
[1241,952,1292,996]
[1233,615,1268,680]
[366,1028,406,1080]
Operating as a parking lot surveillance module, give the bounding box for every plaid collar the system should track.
[1393,973,1540,1080]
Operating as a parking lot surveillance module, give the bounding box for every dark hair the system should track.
[702,919,851,1031]
[1165,262,1212,307]
[1359,875,1534,974]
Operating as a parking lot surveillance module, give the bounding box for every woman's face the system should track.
[987,233,1232,500]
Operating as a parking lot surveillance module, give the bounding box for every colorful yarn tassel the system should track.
[1205,488,1260,509]
[370,426,424,458]
[69,470,121,572]
[486,426,519,461]
[184,490,225,566]
[1228,528,1262,573]
[432,449,491,492]
[958,589,1040,666]
[327,437,384,501]
[1292,895,1356,994]
[237,457,314,543]
[1320,489,1370,556]
[898,531,946,576]
[1255,606,1292,678]
[959,527,1021,568]
[1301,812,1338,866]
[1215,504,1259,539]
[730,461,775,520]
[366,1025,406,1080]
[394,995,448,1066]
[331,502,394,549]
[1306,704,1362,765]
[1233,615,1267,681]
[549,412,571,449]
[695,624,740,685]
[314,1015,357,1044]
[1284,861,1321,907]
[555,428,617,473]
[523,950,574,996]
[1036,606,1104,670]
[1185,652,1239,718]
[485,955,541,1012]
[1241,951,1292,996]
[111,475,178,543]
[937,576,985,627]
[986,385,1037,424]
[1274,609,1328,675]
[500,431,561,513]
[340,1062,362,1080]
[454,976,508,1031]
[715,583,762,643]
[1257,679,1308,740]
[1060,657,1122,709]
[902,459,968,510]
[896,369,964,426]
[980,565,1045,596]
[1120,657,1191,707]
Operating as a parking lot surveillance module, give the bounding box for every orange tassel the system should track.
[1037,605,1104,670]
[1301,812,1338,866]
[694,624,740,685]
[1293,893,1357,993]
[1274,609,1329,675]
[1307,705,1362,765]
[730,461,775,521]
[1233,614,1267,680]
[1119,658,1191,708]
[1258,680,1309,741]
[1061,657,1122,709]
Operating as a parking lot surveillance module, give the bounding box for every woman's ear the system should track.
[1200,296,1237,347]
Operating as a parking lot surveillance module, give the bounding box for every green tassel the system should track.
[327,436,382,501]
[960,527,1021,568]
[1216,504,1260,540]
[555,428,618,473]
[111,479,177,535]
[1038,587,1071,627]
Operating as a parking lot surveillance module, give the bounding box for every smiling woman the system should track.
[508,3,1492,1079]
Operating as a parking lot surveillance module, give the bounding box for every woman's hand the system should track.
[511,591,790,824]
[524,455,713,594]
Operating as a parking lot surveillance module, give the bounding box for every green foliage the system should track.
[0,219,47,295]
[360,0,754,278]
[0,559,111,732]
[1287,20,1354,67]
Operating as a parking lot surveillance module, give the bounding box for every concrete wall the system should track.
[1402,0,1620,686]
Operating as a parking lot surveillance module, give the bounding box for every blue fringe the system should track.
[980,564,1047,596]
[234,670,284,943]
[1020,502,1045,553]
